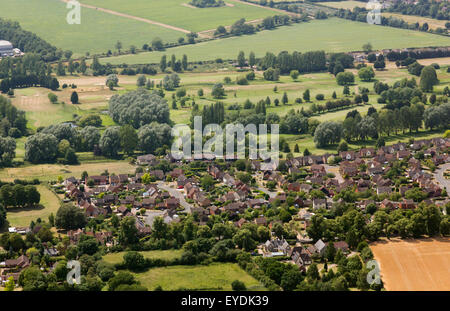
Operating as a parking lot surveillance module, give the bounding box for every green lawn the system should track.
[6,185,60,227]
[80,0,277,32]
[103,250,184,265]
[133,263,266,291]
[0,0,182,55]
[101,18,450,64]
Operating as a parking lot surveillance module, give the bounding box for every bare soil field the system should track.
[370,238,450,291]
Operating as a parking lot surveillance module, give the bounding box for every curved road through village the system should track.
[434,163,450,197]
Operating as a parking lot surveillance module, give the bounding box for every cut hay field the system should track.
[133,263,266,291]
[79,0,277,33]
[370,238,450,291]
[0,0,182,55]
[101,18,450,65]
[6,185,60,227]
[321,1,367,9]
[103,250,184,265]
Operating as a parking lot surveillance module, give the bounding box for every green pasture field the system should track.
[0,0,181,55]
[132,263,266,291]
[6,185,60,227]
[100,18,450,65]
[102,250,184,265]
[80,0,277,32]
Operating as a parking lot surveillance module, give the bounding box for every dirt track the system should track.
[370,238,450,291]
[60,0,192,34]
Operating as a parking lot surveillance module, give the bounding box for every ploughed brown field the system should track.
[370,238,450,291]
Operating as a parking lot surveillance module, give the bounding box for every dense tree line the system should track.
[386,48,450,62]
[386,0,449,21]
[0,55,60,92]
[0,95,27,138]
[0,18,61,61]
[260,50,327,75]
[189,0,224,7]
[336,7,448,35]
[0,183,40,208]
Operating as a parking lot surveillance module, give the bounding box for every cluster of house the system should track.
[0,255,29,286]
[262,238,349,270]
[1,226,59,286]
[62,170,188,236]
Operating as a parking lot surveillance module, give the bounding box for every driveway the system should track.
[145,210,165,228]
[157,181,192,213]
[323,164,344,183]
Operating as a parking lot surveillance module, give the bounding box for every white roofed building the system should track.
[0,40,14,57]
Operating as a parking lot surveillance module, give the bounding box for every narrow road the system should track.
[228,0,301,17]
[61,0,195,35]
[434,163,450,196]
[254,174,278,198]
[157,181,192,213]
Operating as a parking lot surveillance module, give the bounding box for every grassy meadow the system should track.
[101,18,450,65]
[103,250,184,265]
[79,0,277,32]
[0,0,182,55]
[132,263,266,291]
[6,185,60,227]
[7,57,449,159]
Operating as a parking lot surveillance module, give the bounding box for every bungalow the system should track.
[359,148,375,158]
[300,184,312,193]
[399,199,416,209]
[254,216,267,226]
[149,170,165,180]
[235,218,247,228]
[223,173,235,186]
[165,197,180,209]
[332,241,349,254]
[339,151,356,161]
[339,162,358,177]
[287,182,301,192]
[86,175,108,185]
[136,154,158,166]
[314,239,327,256]
[1,255,30,270]
[396,150,411,160]
[380,199,396,209]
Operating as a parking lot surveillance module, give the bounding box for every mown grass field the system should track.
[101,18,450,65]
[103,250,184,265]
[6,185,60,227]
[0,0,182,55]
[80,0,277,32]
[133,263,266,291]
